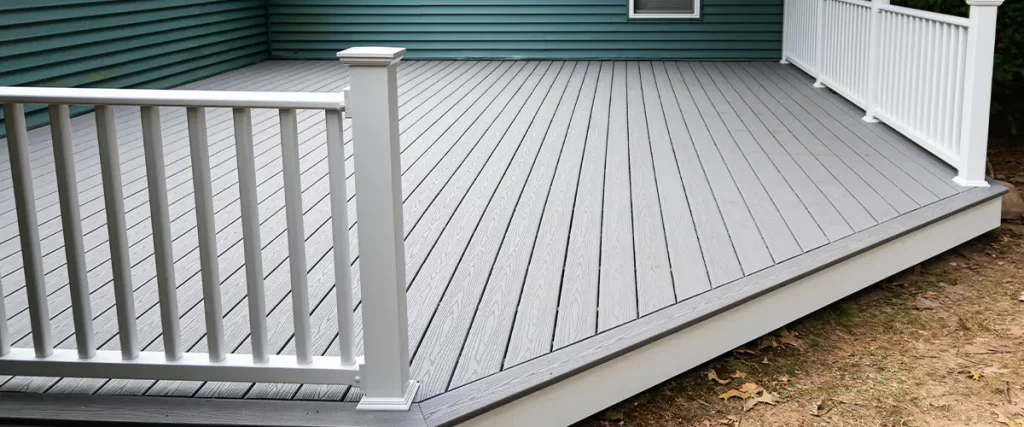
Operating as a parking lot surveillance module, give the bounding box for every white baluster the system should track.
[234,107,269,364]
[187,106,225,361]
[279,108,312,365]
[96,105,138,360]
[325,106,356,366]
[142,106,181,361]
[50,104,95,359]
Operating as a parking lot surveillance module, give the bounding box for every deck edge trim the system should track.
[0,392,429,427]
[419,182,1007,426]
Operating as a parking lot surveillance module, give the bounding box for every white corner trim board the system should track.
[450,197,1001,427]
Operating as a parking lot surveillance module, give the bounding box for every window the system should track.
[629,0,700,18]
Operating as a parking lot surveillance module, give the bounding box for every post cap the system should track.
[966,0,1002,6]
[337,47,406,66]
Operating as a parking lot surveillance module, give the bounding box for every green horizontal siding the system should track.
[268,0,783,60]
[0,0,270,137]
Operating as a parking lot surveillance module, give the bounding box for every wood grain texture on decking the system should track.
[0,60,973,404]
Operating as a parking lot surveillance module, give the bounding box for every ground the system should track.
[577,138,1024,427]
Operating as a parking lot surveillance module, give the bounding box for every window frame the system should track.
[628,0,702,19]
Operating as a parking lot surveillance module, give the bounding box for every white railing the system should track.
[0,47,418,411]
[781,0,1003,187]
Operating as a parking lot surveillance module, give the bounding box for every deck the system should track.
[0,59,1004,425]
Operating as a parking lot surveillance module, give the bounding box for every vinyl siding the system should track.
[0,0,270,137]
[267,0,782,60]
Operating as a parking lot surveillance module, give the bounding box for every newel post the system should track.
[337,46,419,410]
[862,0,889,122]
[954,0,1002,187]
[813,0,827,88]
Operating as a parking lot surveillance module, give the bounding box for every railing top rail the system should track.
[878,3,970,27]
[829,0,872,9]
[0,86,345,110]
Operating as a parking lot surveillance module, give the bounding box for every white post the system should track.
[780,0,791,64]
[862,0,888,122]
[954,0,1001,187]
[337,46,419,411]
[813,0,827,88]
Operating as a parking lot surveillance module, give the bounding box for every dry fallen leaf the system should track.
[995,411,1024,427]
[971,370,984,381]
[708,369,731,385]
[738,382,764,395]
[734,348,760,356]
[721,382,764,400]
[777,375,790,384]
[759,336,779,349]
[720,389,747,400]
[743,391,779,412]
[762,356,770,365]
[756,391,778,405]
[731,370,748,379]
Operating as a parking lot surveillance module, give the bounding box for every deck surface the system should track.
[0,60,966,403]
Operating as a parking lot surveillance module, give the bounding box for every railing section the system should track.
[0,46,417,411]
[781,0,1003,186]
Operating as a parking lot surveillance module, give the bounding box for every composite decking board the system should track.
[403,61,580,395]
[712,62,858,241]
[502,61,596,368]
[309,61,559,402]
[667,62,774,275]
[0,393,430,427]
[697,62,831,250]
[739,63,902,223]
[236,60,545,401]
[727,63,881,232]
[0,61,355,299]
[441,61,567,389]
[342,61,567,402]
[143,59,473,398]
[0,60,976,404]
[401,61,551,395]
[597,61,638,332]
[653,62,743,287]
[750,63,928,213]
[682,62,803,264]
[637,61,710,301]
[624,61,676,316]
[420,183,1007,427]
[551,61,612,349]
[759,64,955,202]
[172,60,506,400]
[775,64,963,193]
[246,60,534,401]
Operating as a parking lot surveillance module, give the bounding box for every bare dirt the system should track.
[576,138,1024,427]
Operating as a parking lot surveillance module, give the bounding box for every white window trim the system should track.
[628,0,701,18]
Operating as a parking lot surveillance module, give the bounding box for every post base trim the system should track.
[357,381,420,411]
[952,176,991,187]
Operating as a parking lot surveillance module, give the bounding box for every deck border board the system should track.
[419,182,1006,427]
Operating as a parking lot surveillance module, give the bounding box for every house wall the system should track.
[267,0,783,60]
[0,0,270,137]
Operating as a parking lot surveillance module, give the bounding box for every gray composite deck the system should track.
[0,60,969,404]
